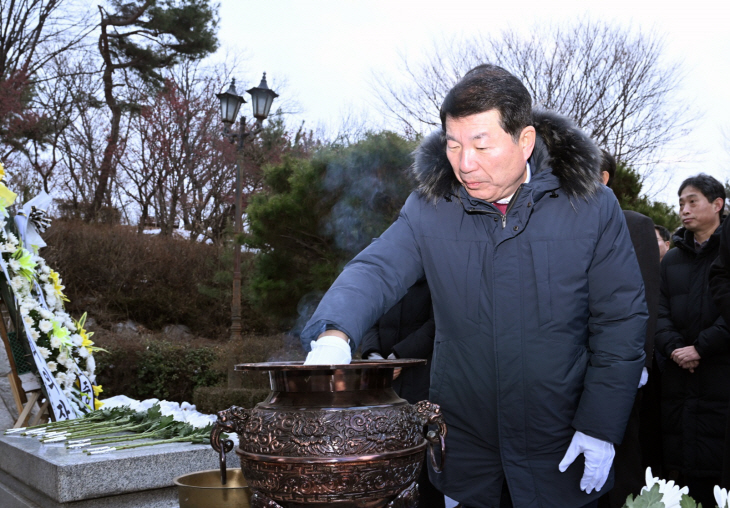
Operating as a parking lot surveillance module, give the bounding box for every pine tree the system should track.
[92,0,218,220]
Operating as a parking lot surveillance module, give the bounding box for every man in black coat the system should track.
[360,279,444,508]
[598,153,661,508]
[709,197,730,489]
[656,173,729,508]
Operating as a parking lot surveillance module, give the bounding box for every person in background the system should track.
[360,278,444,508]
[709,194,730,489]
[301,64,647,508]
[655,173,730,508]
[598,151,660,508]
[655,225,671,262]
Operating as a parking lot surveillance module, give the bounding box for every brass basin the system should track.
[175,468,251,508]
[210,360,447,507]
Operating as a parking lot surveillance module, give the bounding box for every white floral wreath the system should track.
[0,162,102,413]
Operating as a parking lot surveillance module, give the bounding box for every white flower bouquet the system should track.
[623,468,730,508]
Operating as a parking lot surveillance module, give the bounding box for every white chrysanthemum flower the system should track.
[50,335,61,349]
[37,346,51,359]
[715,486,729,508]
[57,350,69,364]
[39,319,53,333]
[41,264,50,274]
[30,329,40,341]
[160,400,182,418]
[138,399,160,411]
[642,467,689,508]
[77,346,89,358]
[6,232,17,244]
[54,372,67,385]
[8,259,20,272]
[71,334,82,347]
[39,309,53,320]
[23,315,34,327]
[86,355,96,374]
[46,361,57,372]
[185,413,216,429]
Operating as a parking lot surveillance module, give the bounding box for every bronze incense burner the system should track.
[210,360,447,508]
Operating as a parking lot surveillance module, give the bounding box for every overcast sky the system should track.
[215,1,730,206]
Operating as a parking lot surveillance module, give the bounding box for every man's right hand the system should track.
[304,334,352,365]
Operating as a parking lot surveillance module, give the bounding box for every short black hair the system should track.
[440,64,532,142]
[678,173,726,218]
[655,224,670,242]
[601,149,616,188]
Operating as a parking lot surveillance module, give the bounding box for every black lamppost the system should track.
[217,73,278,341]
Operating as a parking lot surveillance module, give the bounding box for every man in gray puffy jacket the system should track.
[302,64,647,508]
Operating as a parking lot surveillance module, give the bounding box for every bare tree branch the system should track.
[372,20,697,175]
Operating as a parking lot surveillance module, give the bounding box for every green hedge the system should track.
[95,339,226,403]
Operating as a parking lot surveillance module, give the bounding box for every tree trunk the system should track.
[90,16,121,222]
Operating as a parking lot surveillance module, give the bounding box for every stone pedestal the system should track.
[0,433,240,508]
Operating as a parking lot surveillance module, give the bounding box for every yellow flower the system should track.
[0,184,17,210]
[74,313,107,354]
[49,270,70,302]
[92,385,103,396]
[51,319,72,349]
[0,161,5,180]
[80,329,97,350]
[94,398,104,410]
[13,248,36,281]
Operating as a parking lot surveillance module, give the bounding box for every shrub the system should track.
[94,335,227,402]
[93,331,305,406]
[42,219,270,336]
[193,387,270,414]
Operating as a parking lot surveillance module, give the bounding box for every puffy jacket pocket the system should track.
[530,241,551,326]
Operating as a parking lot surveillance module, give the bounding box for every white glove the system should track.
[304,336,352,365]
[368,352,385,360]
[638,367,648,388]
[558,430,615,494]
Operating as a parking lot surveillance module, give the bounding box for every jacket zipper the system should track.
[501,185,524,229]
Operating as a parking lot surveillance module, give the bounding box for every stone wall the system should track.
[0,341,18,430]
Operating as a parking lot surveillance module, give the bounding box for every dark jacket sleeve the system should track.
[695,314,730,357]
[301,193,425,351]
[572,193,647,445]
[655,255,686,358]
[710,217,730,325]
[392,316,435,359]
[360,325,382,358]
[623,211,661,369]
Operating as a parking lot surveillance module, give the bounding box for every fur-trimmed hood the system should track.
[411,109,603,203]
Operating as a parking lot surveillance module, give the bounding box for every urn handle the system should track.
[210,406,251,484]
[414,400,447,473]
